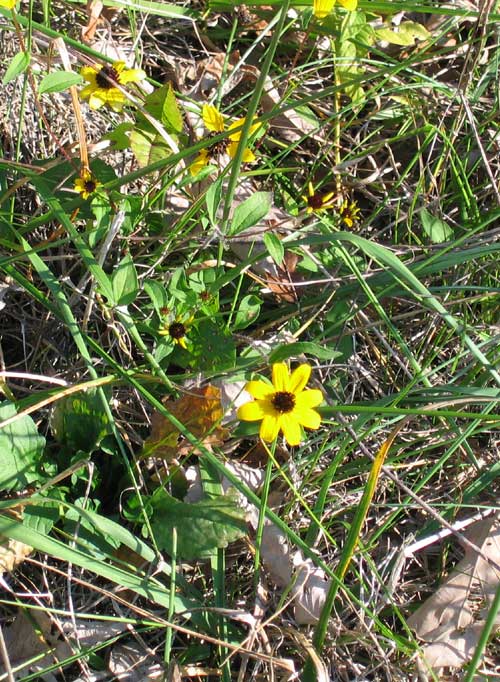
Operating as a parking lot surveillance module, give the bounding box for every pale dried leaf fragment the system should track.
[408,516,500,671]
[0,536,32,575]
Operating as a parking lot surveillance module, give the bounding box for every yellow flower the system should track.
[79,60,145,111]
[74,169,101,199]
[190,104,260,175]
[237,363,323,446]
[0,0,17,9]
[302,181,336,214]
[313,0,357,18]
[158,316,192,350]
[338,199,361,227]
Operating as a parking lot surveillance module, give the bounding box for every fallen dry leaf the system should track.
[142,384,229,462]
[408,516,500,672]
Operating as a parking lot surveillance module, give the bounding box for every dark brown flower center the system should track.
[207,132,230,158]
[169,322,186,340]
[307,193,325,210]
[271,391,295,414]
[95,65,120,89]
[84,179,97,193]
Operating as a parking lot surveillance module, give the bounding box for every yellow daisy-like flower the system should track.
[302,181,336,214]
[79,60,145,112]
[237,363,323,446]
[0,0,17,9]
[338,199,361,227]
[74,169,101,199]
[313,0,357,18]
[158,316,192,350]
[190,104,260,175]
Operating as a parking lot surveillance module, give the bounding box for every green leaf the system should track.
[376,21,430,47]
[233,294,262,331]
[38,70,83,94]
[420,208,454,243]
[144,83,183,133]
[50,391,110,454]
[144,279,168,315]
[190,319,236,371]
[0,402,45,492]
[129,126,173,168]
[150,489,247,559]
[2,51,30,85]
[206,175,224,228]
[229,192,272,236]
[105,122,134,151]
[269,342,342,364]
[112,253,139,306]
[263,232,284,266]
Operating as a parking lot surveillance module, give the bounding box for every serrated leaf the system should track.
[269,342,342,363]
[38,71,83,94]
[263,232,284,266]
[229,192,271,236]
[112,253,138,306]
[2,52,30,85]
[50,391,109,454]
[0,402,45,492]
[150,489,247,559]
[420,208,454,243]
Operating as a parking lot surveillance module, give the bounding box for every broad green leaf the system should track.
[2,51,30,85]
[38,70,83,94]
[269,342,342,363]
[129,126,173,168]
[263,232,284,266]
[150,489,247,559]
[233,294,262,330]
[105,122,134,151]
[0,402,45,492]
[190,319,236,371]
[229,192,272,236]
[376,21,430,47]
[50,391,109,454]
[420,208,454,243]
[144,279,168,314]
[112,252,139,306]
[144,83,183,133]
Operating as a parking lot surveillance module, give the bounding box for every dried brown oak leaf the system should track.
[142,385,229,462]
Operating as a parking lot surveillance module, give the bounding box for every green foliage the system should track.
[38,70,83,94]
[112,252,139,306]
[0,402,45,492]
[149,488,247,559]
[229,192,272,236]
[50,391,110,454]
[420,208,454,243]
[2,51,30,84]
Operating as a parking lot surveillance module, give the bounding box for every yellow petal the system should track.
[0,0,17,9]
[260,414,281,442]
[295,389,323,409]
[272,363,290,392]
[289,364,311,394]
[88,91,107,110]
[280,414,302,446]
[238,400,266,422]
[245,380,274,400]
[80,66,99,84]
[118,67,146,85]
[202,104,225,133]
[240,148,256,163]
[313,0,335,19]
[294,407,321,430]
[105,88,127,111]
[189,150,210,176]
[338,0,357,10]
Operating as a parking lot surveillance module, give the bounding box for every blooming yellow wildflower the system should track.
[338,199,361,227]
[74,170,101,199]
[190,104,259,175]
[0,0,16,9]
[158,316,193,350]
[313,0,357,19]
[79,60,145,112]
[237,363,323,446]
[302,181,336,214]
